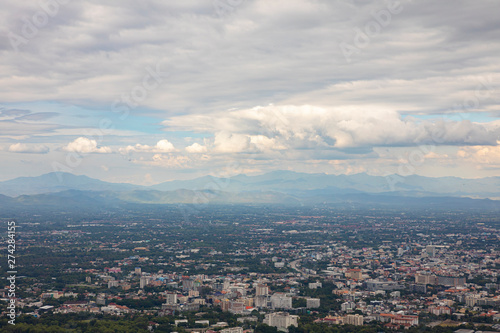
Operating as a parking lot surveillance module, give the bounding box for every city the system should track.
[1,206,499,332]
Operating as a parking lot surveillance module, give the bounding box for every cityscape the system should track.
[1,204,499,332]
[1,0,500,332]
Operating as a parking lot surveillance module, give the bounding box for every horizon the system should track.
[2,169,499,187]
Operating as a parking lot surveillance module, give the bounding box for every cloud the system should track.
[213,132,255,153]
[8,143,49,154]
[0,0,498,117]
[0,108,30,118]
[119,139,177,154]
[63,137,112,153]
[164,105,500,152]
[185,142,208,153]
[15,112,59,121]
[458,144,500,165]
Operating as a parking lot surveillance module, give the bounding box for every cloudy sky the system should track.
[1,0,499,184]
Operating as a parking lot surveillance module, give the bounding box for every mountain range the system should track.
[0,171,499,212]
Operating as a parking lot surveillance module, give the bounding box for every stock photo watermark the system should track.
[178,160,243,224]
[8,0,72,53]
[6,220,17,325]
[384,75,496,190]
[339,0,408,63]
[213,0,246,18]
[51,60,169,180]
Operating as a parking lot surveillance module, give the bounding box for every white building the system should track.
[220,327,244,333]
[270,293,292,309]
[341,301,356,312]
[264,312,299,330]
[306,298,320,308]
[140,276,151,289]
[256,284,269,296]
[344,314,363,326]
[165,292,177,305]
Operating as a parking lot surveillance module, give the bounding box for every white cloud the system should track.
[213,132,255,153]
[458,144,500,165]
[63,137,112,153]
[185,142,208,153]
[8,143,49,154]
[148,154,191,168]
[119,139,177,154]
[164,105,500,151]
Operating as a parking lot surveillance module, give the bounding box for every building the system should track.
[409,283,427,293]
[165,293,177,305]
[426,245,436,257]
[255,295,269,308]
[306,298,320,309]
[341,301,355,312]
[415,274,436,285]
[256,284,269,296]
[220,327,244,333]
[308,281,322,289]
[270,293,292,309]
[264,312,299,330]
[365,279,402,291]
[182,279,195,291]
[140,276,151,289]
[429,306,451,316]
[344,314,363,326]
[388,314,419,328]
[226,300,245,314]
[108,280,119,288]
[436,275,466,287]
[349,269,363,280]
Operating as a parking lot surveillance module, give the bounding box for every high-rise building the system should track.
[270,293,292,309]
[344,314,363,326]
[306,298,320,308]
[165,293,177,305]
[140,276,150,289]
[264,312,299,330]
[426,245,436,257]
[256,284,268,296]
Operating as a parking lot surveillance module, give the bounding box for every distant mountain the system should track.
[0,189,498,215]
[1,171,500,201]
[0,172,143,196]
[151,171,500,199]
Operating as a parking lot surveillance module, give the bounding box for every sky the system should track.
[0,0,499,185]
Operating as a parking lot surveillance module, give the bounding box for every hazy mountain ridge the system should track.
[0,172,143,196]
[0,189,498,215]
[1,171,499,202]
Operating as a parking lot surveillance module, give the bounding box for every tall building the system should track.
[165,293,177,305]
[349,269,363,280]
[306,298,320,308]
[256,284,269,296]
[436,275,466,287]
[255,295,269,308]
[426,245,436,257]
[264,312,299,330]
[140,276,150,289]
[270,293,292,309]
[182,279,195,291]
[344,314,363,326]
[415,273,436,285]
